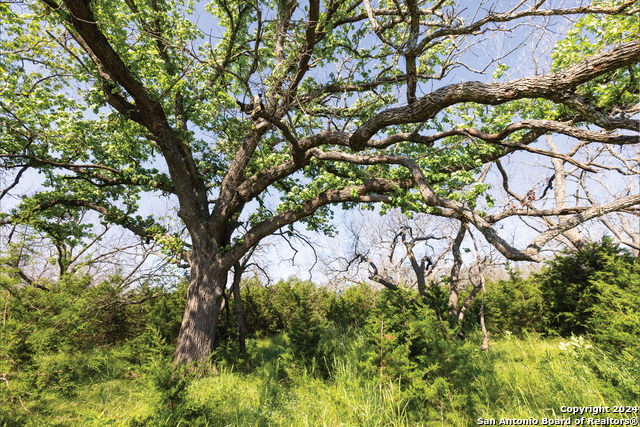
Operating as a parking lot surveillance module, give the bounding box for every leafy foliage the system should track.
[538,237,634,337]
[359,288,484,418]
[238,277,334,337]
[465,269,545,336]
[463,237,640,360]
[286,298,327,363]
[586,252,640,358]
[0,246,186,419]
[130,328,214,427]
[327,281,378,330]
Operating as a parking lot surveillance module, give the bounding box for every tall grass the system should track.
[472,333,639,421]
[2,332,637,427]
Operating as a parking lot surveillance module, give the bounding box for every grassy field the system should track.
[4,331,638,427]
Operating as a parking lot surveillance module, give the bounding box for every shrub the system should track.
[130,328,213,427]
[240,276,335,337]
[586,252,640,358]
[327,281,377,330]
[360,288,481,416]
[538,237,637,337]
[464,269,545,336]
[463,238,639,344]
[137,279,188,346]
[287,298,327,362]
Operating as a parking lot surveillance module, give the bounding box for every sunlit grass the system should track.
[4,333,637,427]
[38,380,150,426]
[472,333,639,422]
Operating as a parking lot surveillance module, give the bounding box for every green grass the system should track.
[475,334,607,419]
[39,380,151,426]
[2,333,638,427]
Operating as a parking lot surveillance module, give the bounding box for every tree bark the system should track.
[545,135,588,251]
[172,241,227,366]
[448,222,466,323]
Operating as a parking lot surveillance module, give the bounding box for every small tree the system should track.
[539,237,636,337]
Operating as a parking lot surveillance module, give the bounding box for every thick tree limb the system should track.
[349,40,640,150]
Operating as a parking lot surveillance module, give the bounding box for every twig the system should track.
[18,395,31,413]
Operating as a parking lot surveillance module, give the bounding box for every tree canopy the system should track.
[1,0,638,364]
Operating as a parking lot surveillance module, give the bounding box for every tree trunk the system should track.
[448,223,466,323]
[456,282,482,325]
[232,266,247,354]
[173,243,228,366]
[545,135,588,251]
[478,272,489,352]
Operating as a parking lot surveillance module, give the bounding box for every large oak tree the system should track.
[1,0,638,365]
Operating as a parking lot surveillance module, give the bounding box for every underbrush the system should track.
[2,242,638,426]
[2,330,638,427]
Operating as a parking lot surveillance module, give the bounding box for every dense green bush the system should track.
[326,281,377,330]
[422,280,452,324]
[359,288,484,419]
[538,237,630,336]
[464,269,545,336]
[0,265,187,424]
[239,276,335,337]
[0,273,126,400]
[287,298,327,362]
[463,238,639,349]
[586,252,640,357]
[130,328,214,427]
[136,279,188,345]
